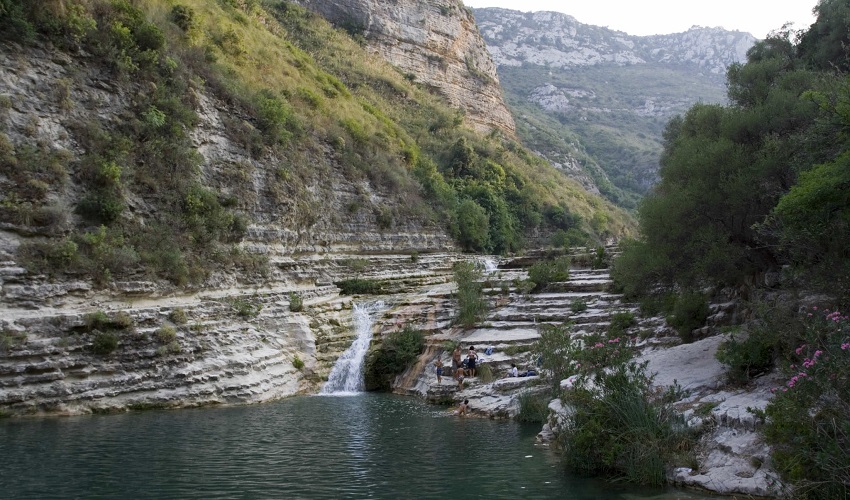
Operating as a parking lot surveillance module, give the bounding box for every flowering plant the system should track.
[763,306,850,498]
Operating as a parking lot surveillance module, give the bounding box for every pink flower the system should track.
[841,343,850,350]
[795,345,806,355]
[814,350,823,358]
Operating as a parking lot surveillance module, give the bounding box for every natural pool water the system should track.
[0,393,715,499]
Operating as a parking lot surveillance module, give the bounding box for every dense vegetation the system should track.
[0,0,634,290]
[499,63,727,210]
[611,0,850,495]
[363,326,424,391]
[536,318,694,485]
[612,2,849,300]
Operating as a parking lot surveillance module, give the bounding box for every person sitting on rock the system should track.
[506,363,518,378]
[457,399,469,416]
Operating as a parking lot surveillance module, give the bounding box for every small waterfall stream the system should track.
[479,256,498,273]
[320,301,385,395]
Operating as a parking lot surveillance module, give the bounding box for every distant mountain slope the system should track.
[472,8,757,209]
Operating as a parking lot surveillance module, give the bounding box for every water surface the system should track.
[0,394,712,499]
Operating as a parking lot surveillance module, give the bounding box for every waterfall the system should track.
[481,257,498,273]
[320,301,385,395]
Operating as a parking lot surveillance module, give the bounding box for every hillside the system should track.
[472,8,757,209]
[0,0,634,415]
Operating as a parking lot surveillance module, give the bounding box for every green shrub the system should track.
[608,311,637,337]
[83,310,133,332]
[292,354,305,370]
[289,293,303,312]
[233,298,262,318]
[155,325,177,344]
[716,301,800,383]
[516,391,550,423]
[0,330,27,352]
[364,326,424,390]
[762,306,850,498]
[668,292,710,342]
[559,362,693,486]
[336,278,384,295]
[591,246,607,269]
[476,363,494,383]
[169,308,188,325]
[453,261,487,328]
[455,199,489,252]
[170,5,196,32]
[527,256,570,292]
[91,330,119,355]
[571,300,588,313]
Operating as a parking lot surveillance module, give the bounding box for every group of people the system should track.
[433,345,479,387]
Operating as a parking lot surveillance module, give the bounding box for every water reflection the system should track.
[0,394,714,499]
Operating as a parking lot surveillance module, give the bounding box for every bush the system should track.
[91,330,118,355]
[559,361,693,486]
[289,293,303,312]
[233,298,262,318]
[155,325,177,344]
[453,261,487,328]
[761,306,850,498]
[668,292,709,342]
[292,354,305,370]
[169,308,188,325]
[608,311,637,337]
[527,256,570,292]
[716,301,800,383]
[364,326,424,390]
[571,300,588,313]
[516,391,550,423]
[83,310,133,332]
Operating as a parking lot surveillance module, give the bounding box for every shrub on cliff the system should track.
[453,261,487,328]
[364,326,424,391]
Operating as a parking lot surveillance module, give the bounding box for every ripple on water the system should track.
[0,394,715,499]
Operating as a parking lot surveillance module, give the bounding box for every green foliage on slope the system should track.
[0,0,634,288]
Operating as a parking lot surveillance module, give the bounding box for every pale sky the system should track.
[462,0,819,39]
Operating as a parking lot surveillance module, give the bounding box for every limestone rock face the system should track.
[294,0,516,137]
[0,38,459,416]
[474,8,755,75]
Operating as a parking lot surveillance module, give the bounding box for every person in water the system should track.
[434,358,444,384]
[458,399,469,416]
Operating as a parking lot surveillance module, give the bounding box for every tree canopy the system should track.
[613,2,850,300]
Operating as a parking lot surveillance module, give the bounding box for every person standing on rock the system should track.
[434,358,444,384]
[451,344,462,376]
[466,347,477,378]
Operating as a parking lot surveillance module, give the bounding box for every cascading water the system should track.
[320,301,385,395]
[480,257,498,273]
